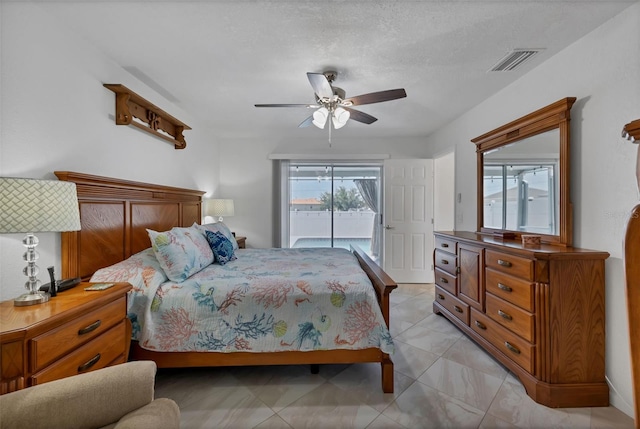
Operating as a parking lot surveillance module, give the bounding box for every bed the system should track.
[55,171,397,392]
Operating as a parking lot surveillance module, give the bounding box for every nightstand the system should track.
[0,282,132,394]
[236,236,246,248]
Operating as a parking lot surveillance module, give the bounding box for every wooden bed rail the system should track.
[350,245,397,329]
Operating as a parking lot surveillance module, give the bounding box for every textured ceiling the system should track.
[34,0,635,141]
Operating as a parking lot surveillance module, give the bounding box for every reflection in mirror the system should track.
[483,129,559,235]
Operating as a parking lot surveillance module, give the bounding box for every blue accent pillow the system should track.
[195,222,239,250]
[205,230,237,265]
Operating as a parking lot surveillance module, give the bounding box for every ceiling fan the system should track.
[255,71,407,135]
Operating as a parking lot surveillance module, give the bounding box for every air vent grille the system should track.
[489,49,542,72]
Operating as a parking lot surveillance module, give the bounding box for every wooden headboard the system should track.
[55,172,205,280]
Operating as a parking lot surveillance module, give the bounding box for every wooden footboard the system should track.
[57,171,397,393]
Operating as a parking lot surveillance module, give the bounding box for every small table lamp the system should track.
[206,199,234,222]
[0,177,81,306]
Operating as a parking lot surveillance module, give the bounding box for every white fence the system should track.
[289,210,375,246]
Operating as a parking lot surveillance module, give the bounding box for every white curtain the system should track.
[354,179,380,257]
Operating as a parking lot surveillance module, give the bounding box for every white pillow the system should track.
[147,225,214,282]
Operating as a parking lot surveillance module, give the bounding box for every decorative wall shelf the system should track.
[103,84,191,149]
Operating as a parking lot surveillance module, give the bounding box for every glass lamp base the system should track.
[14,291,50,307]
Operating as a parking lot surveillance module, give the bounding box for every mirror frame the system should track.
[472,97,576,246]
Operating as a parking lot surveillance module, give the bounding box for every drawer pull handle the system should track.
[78,320,101,335]
[498,310,512,321]
[437,293,445,300]
[440,277,448,284]
[441,259,449,265]
[475,321,487,330]
[505,342,521,355]
[497,283,512,292]
[497,259,512,267]
[454,305,463,313]
[78,353,101,372]
[441,243,449,248]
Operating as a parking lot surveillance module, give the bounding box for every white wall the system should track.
[434,150,456,231]
[0,3,221,301]
[424,3,640,416]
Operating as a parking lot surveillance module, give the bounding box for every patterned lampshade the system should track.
[205,199,235,218]
[0,178,81,233]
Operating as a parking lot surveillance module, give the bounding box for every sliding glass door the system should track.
[283,162,383,261]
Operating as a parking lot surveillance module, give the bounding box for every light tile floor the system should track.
[154,283,634,428]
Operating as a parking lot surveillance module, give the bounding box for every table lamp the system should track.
[206,199,234,222]
[0,177,81,306]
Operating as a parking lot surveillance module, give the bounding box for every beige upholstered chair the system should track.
[0,361,179,429]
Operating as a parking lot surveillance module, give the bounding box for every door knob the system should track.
[384,225,394,230]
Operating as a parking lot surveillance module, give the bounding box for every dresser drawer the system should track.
[485,268,534,312]
[31,297,126,372]
[485,250,534,281]
[485,293,534,342]
[434,236,457,254]
[30,321,127,385]
[435,286,469,325]
[470,309,534,374]
[435,249,457,276]
[435,268,457,295]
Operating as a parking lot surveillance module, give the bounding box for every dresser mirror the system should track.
[472,98,576,246]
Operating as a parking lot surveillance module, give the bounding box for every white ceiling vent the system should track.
[489,49,543,72]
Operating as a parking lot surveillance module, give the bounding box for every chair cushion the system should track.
[113,398,180,429]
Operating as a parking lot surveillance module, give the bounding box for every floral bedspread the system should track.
[91,247,394,354]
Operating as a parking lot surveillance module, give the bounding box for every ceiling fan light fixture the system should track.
[332,107,350,129]
[312,107,329,129]
[256,71,406,133]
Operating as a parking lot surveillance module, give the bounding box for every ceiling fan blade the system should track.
[343,88,407,106]
[307,73,334,99]
[343,107,377,124]
[255,104,316,108]
[298,116,314,128]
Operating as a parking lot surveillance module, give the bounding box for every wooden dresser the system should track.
[0,282,132,394]
[433,231,609,408]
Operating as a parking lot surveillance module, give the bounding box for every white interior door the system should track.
[383,159,434,283]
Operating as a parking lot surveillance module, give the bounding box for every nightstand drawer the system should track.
[31,321,127,385]
[31,297,126,372]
